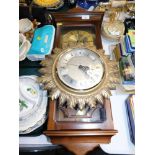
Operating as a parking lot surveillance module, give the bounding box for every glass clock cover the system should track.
[60,26,95,48]
[57,48,104,90]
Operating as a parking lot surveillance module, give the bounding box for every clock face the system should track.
[60,27,96,48]
[57,48,104,90]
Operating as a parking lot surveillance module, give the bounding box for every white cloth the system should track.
[100,95,135,154]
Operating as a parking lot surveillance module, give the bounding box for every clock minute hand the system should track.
[66,63,79,67]
[78,65,89,72]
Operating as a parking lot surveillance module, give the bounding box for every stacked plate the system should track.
[102,21,125,41]
[19,76,48,135]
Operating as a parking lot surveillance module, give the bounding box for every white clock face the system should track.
[57,48,104,90]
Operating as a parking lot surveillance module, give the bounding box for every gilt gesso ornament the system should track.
[38,46,120,110]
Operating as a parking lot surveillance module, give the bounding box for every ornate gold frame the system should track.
[38,46,120,110]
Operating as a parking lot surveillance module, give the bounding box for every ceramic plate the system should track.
[19,91,47,134]
[19,77,41,119]
[102,22,125,41]
[19,76,41,102]
[19,76,44,118]
[19,76,48,134]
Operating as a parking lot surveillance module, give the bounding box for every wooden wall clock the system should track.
[51,7,104,49]
[39,8,120,155]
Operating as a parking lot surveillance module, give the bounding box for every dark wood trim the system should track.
[51,8,104,49]
[44,130,117,136]
[63,144,99,155]
[44,99,117,145]
[47,99,56,130]
[46,98,116,130]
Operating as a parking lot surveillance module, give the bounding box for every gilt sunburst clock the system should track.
[38,46,120,110]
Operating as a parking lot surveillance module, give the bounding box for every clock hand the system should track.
[67,63,79,67]
[66,63,92,69]
[85,72,96,82]
[66,63,96,70]
[78,65,95,82]
[63,62,79,67]
[78,65,89,72]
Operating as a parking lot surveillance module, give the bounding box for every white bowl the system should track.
[19,18,33,33]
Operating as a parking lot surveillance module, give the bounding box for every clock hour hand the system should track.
[78,65,95,82]
[66,63,95,71]
[67,63,95,70]
[78,65,89,72]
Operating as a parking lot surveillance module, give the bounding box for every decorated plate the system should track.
[19,76,41,103]
[19,91,47,134]
[19,76,44,118]
[102,21,125,41]
[19,76,48,134]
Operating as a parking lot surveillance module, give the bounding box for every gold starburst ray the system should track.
[38,45,120,110]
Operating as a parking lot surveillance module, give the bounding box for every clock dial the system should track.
[62,30,95,48]
[57,48,104,90]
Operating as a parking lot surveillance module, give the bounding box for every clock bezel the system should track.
[56,47,105,91]
[38,45,120,109]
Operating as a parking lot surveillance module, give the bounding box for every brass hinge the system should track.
[57,22,63,26]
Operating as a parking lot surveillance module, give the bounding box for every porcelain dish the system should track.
[19,76,48,134]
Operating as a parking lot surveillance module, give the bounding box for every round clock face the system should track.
[57,48,104,90]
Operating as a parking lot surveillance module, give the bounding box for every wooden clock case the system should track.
[51,7,104,49]
[43,8,118,155]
